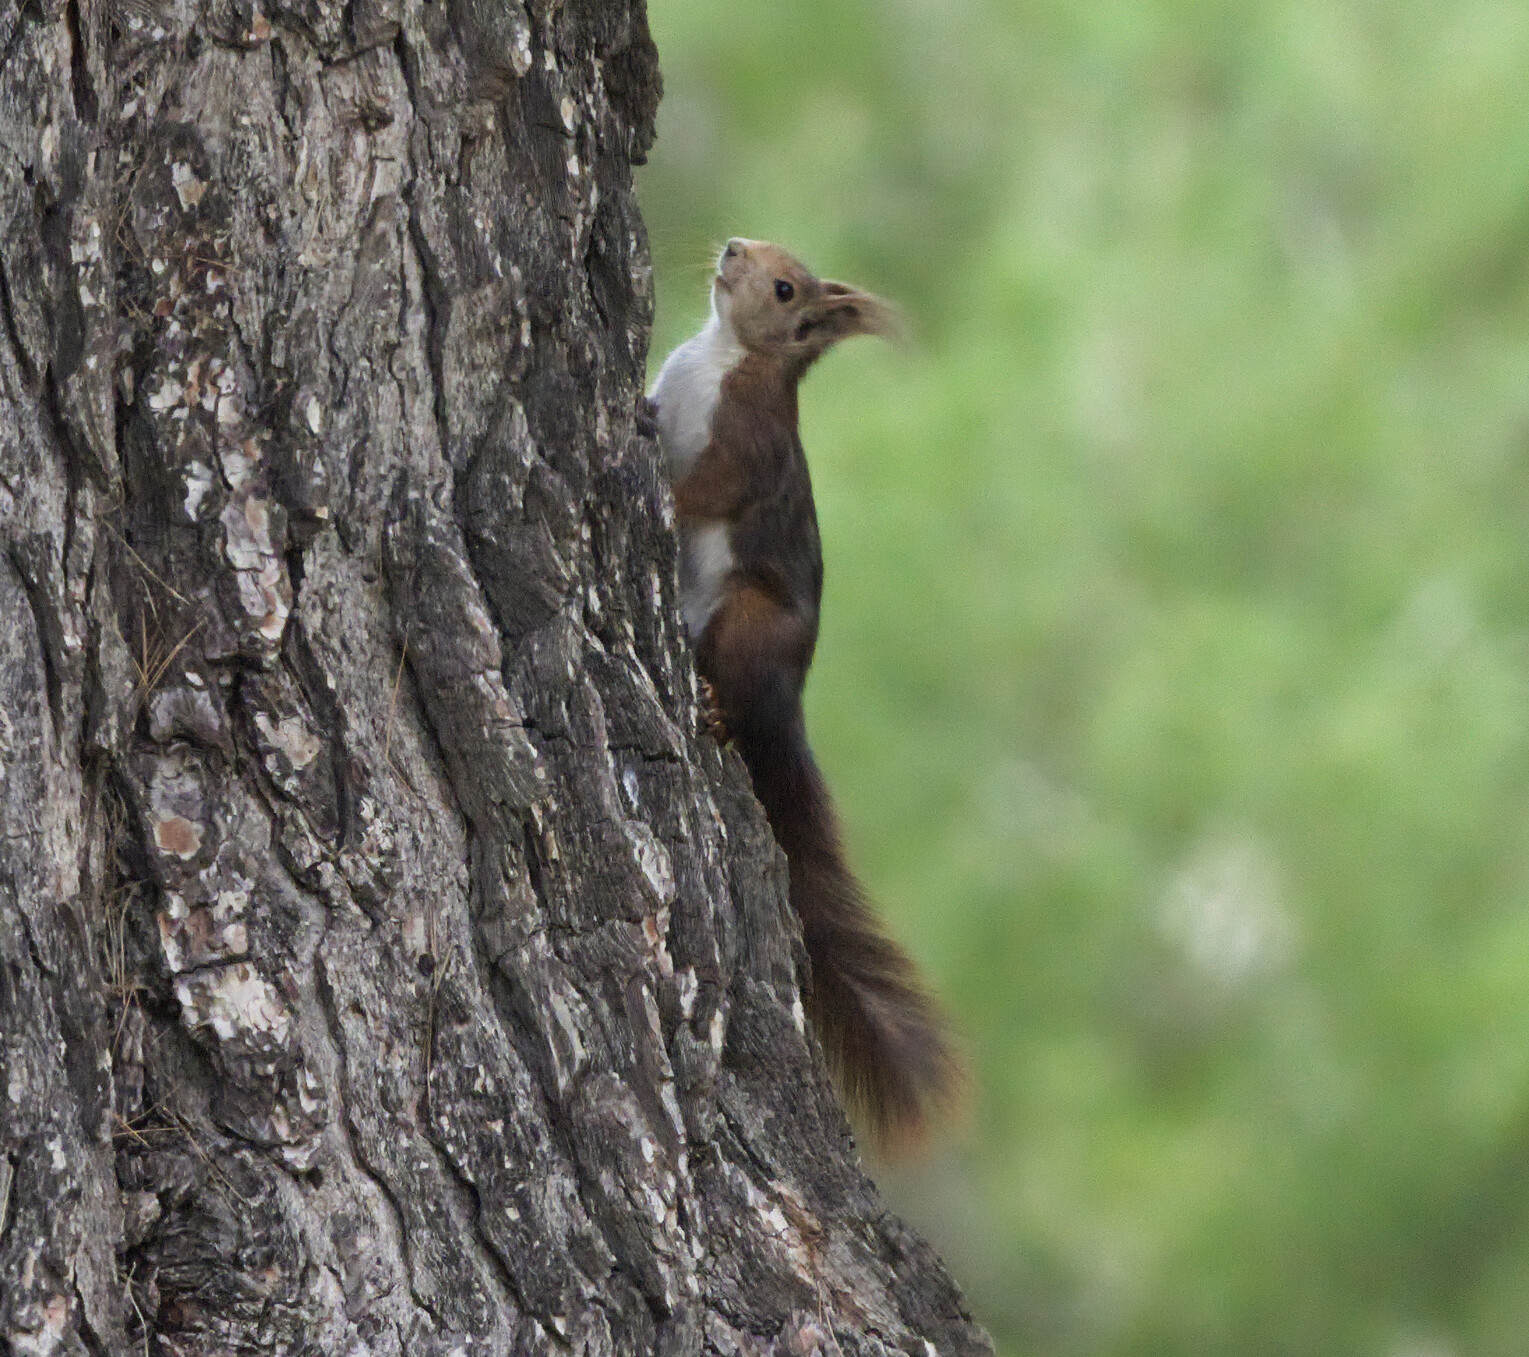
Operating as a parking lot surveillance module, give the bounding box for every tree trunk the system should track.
[0,0,991,1352]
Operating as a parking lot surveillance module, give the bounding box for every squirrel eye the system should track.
[774,279,794,303]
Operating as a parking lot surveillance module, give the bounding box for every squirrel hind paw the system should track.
[698,677,731,744]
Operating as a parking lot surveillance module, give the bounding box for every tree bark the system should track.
[0,0,992,1353]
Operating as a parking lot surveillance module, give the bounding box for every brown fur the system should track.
[668,241,962,1151]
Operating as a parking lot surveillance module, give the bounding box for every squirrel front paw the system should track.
[635,395,659,439]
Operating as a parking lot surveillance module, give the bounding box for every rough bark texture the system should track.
[0,1,992,1353]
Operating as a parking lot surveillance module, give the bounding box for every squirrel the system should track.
[647,238,963,1150]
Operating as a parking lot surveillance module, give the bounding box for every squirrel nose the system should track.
[723,239,743,259]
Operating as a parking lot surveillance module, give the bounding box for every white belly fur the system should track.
[680,521,734,637]
[648,311,743,476]
[649,308,744,637]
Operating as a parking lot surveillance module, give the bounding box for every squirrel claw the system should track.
[698,678,730,744]
[635,394,659,439]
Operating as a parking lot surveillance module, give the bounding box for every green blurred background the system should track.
[637,2,1529,1352]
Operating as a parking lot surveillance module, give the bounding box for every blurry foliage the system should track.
[638,1,1529,1353]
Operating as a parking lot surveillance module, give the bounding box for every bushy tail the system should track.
[736,707,964,1151]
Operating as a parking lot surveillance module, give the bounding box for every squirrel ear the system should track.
[795,283,905,349]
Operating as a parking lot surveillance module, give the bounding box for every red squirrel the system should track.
[648,239,962,1149]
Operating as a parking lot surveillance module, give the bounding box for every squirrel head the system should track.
[712,238,902,371]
